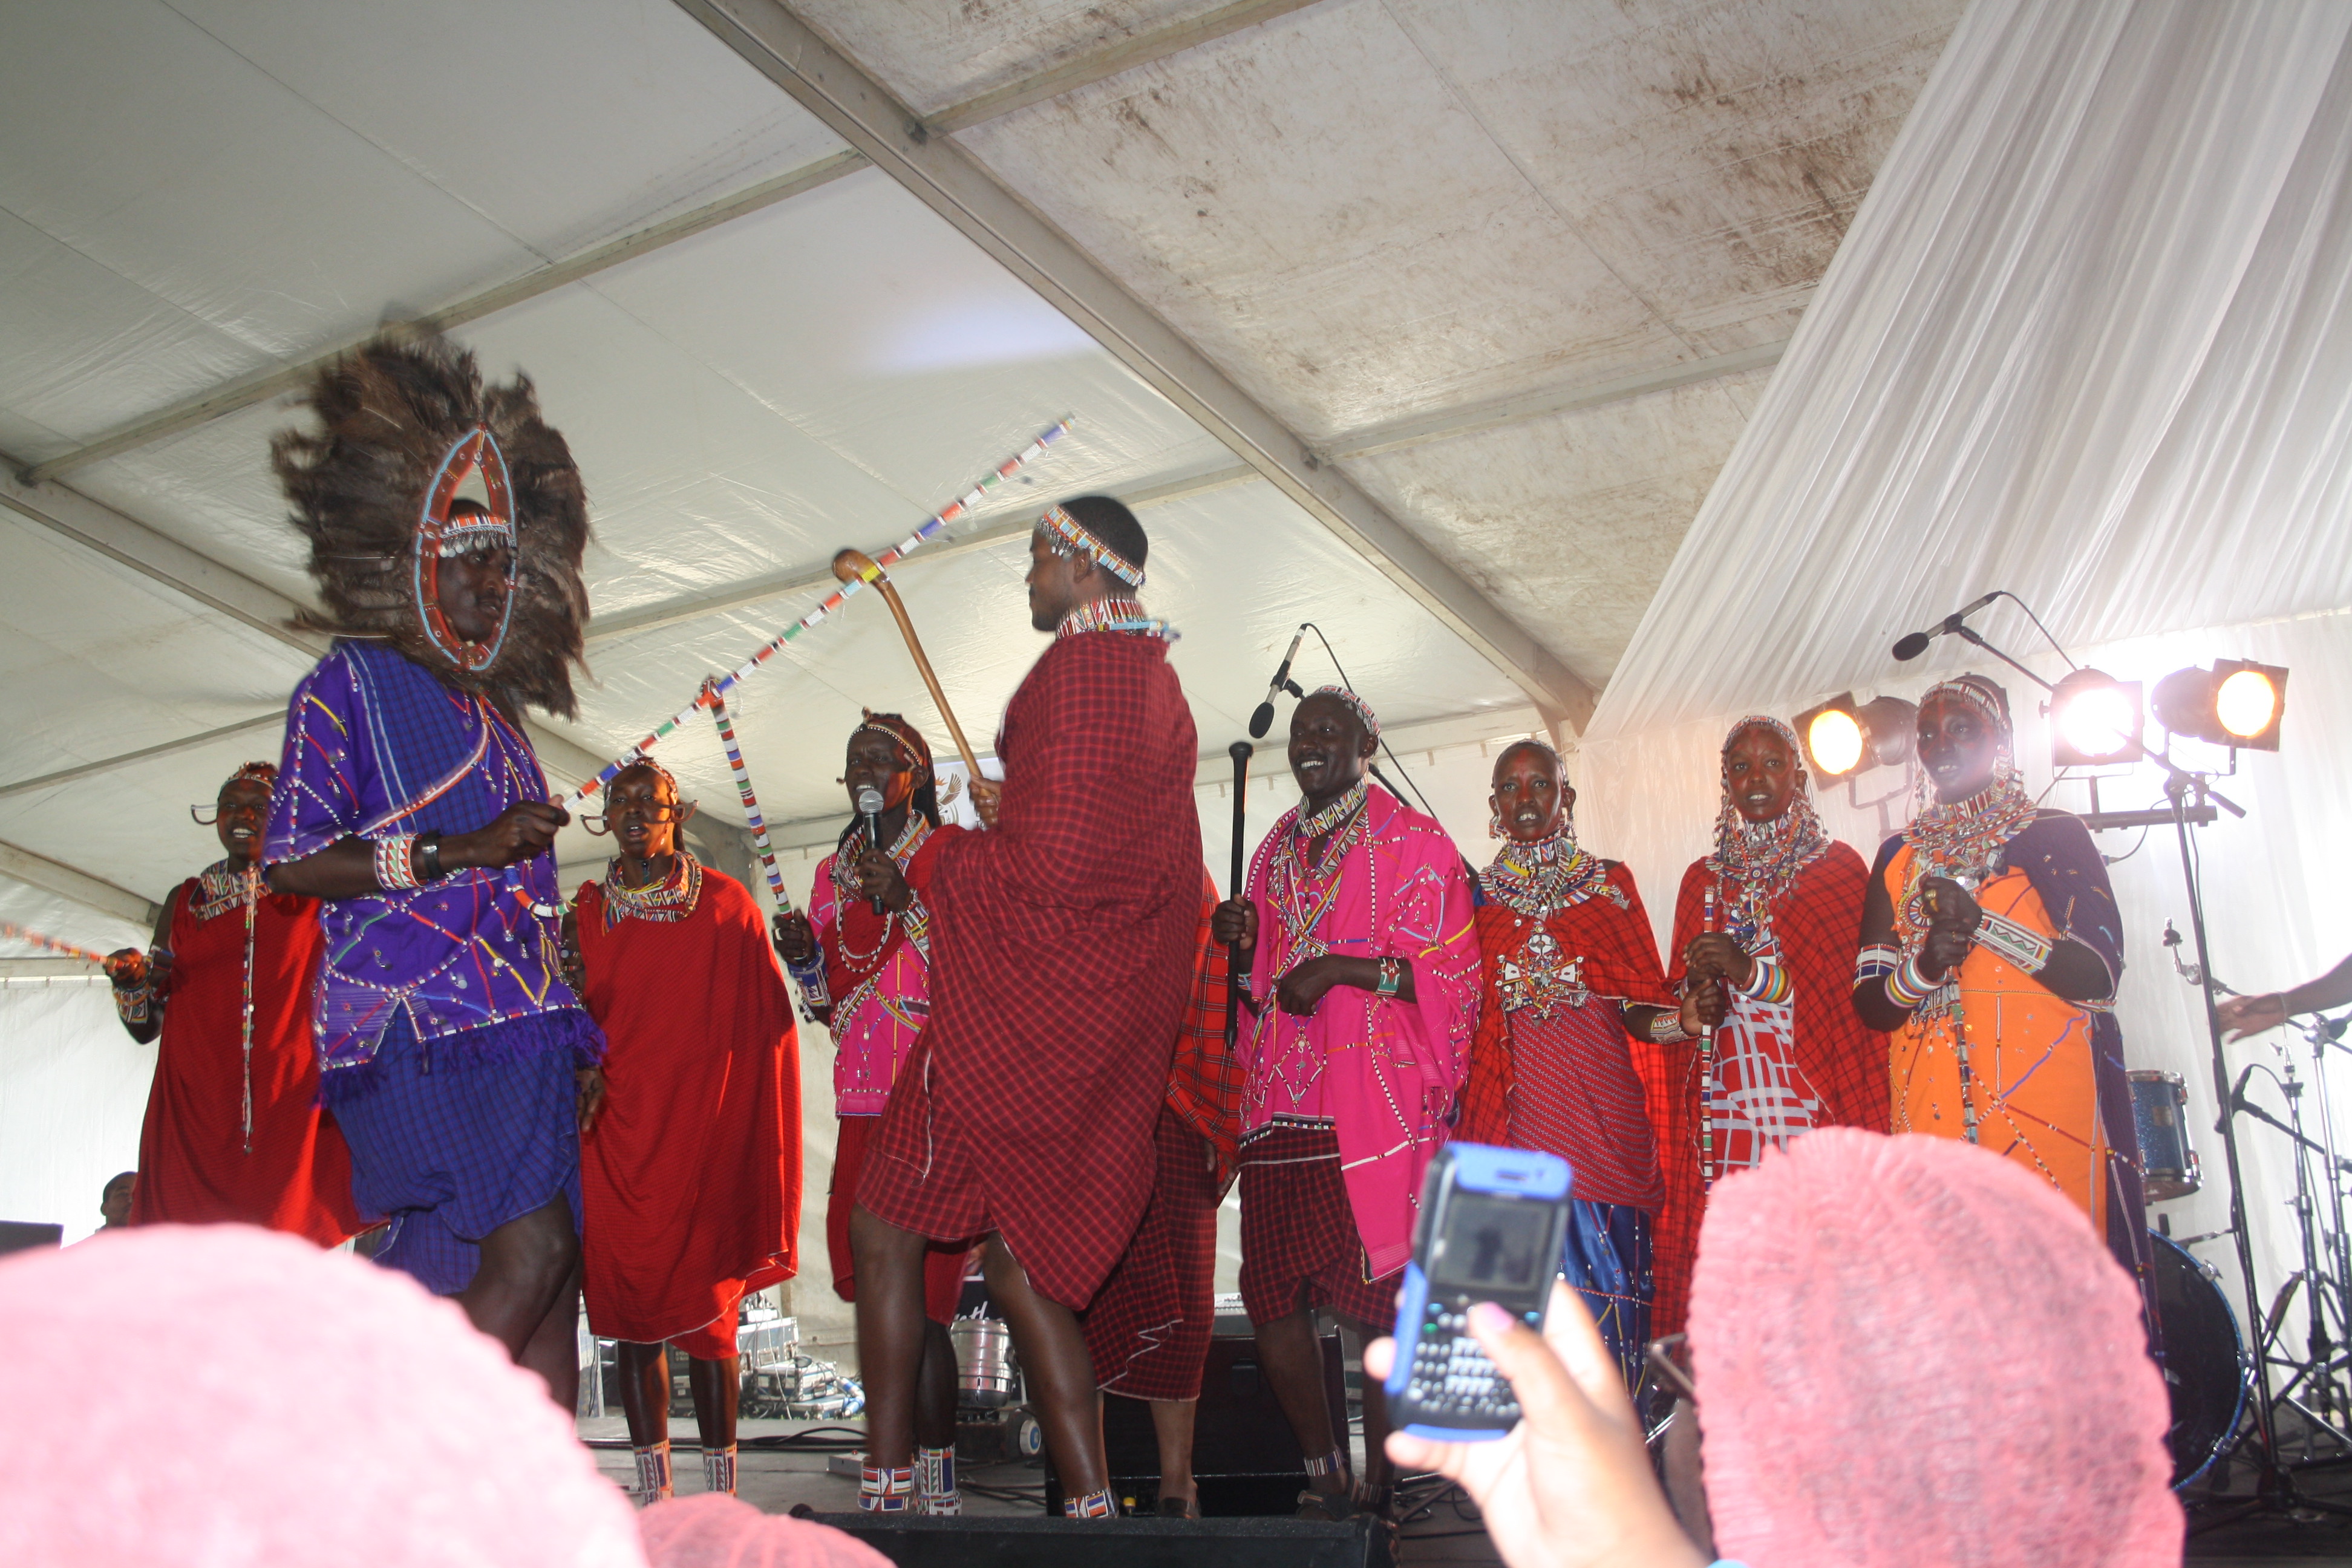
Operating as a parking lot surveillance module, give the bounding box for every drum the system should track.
[2151,1230,2249,1488]
[950,1315,1019,1408]
[2129,1069,2202,1201]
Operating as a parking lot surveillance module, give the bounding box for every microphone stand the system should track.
[1226,742,1252,1051]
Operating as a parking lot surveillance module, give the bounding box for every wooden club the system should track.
[830,548,985,780]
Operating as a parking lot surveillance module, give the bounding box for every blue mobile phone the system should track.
[1382,1142,1572,1442]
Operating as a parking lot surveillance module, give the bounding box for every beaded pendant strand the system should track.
[1697,882,1719,1189]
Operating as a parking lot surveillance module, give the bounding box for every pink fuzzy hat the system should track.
[1689,1129,2181,1567]
[0,1224,645,1568]
[639,1495,890,1567]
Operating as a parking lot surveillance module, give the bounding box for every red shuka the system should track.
[131,878,365,1243]
[574,865,800,1348]
[1165,870,1242,1187]
[1647,843,1888,1337]
[860,629,1202,1308]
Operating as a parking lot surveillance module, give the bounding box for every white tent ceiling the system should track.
[0,0,1959,941]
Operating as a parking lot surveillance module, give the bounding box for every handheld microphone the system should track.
[1249,626,1310,739]
[1892,592,2002,661]
[855,786,887,915]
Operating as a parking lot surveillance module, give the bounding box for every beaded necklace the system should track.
[600,849,704,927]
[1896,777,2037,940]
[1296,779,1368,844]
[1055,596,1177,641]
[1263,787,1373,974]
[1479,823,1624,1017]
[829,813,932,968]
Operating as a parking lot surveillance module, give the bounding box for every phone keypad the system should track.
[1406,1302,1520,1424]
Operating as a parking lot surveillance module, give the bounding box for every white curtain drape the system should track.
[1589,0,2352,738]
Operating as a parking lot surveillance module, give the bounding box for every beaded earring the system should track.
[1488,808,1503,839]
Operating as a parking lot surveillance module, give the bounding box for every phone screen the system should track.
[1428,1191,1551,1293]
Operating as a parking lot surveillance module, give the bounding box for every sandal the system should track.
[1295,1486,1361,1523]
[1157,1494,1200,1520]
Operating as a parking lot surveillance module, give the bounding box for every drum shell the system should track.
[952,1316,1019,1408]
[2129,1069,2201,1201]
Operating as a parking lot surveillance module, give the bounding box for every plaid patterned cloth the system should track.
[1237,1122,1400,1329]
[333,1007,592,1296]
[858,629,1202,1308]
[266,641,589,1087]
[1082,1106,1220,1400]
[1165,872,1243,1187]
[827,1114,972,1324]
[1642,843,1888,1336]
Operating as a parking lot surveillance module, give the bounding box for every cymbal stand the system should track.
[2241,1036,2352,1455]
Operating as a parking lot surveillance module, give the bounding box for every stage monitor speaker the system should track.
[1044,1322,1348,1517]
[805,1512,1394,1568]
[0,1221,63,1256]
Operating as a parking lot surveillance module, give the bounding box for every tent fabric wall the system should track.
[1589,0,2352,739]
[0,979,152,1244]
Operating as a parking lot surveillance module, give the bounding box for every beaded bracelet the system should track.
[1737,955,1793,1004]
[1645,1007,1694,1044]
[373,833,421,892]
[1974,908,2054,975]
[113,982,151,1025]
[1883,953,1938,1010]
[1374,956,1403,998]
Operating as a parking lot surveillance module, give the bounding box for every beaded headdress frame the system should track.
[586,757,691,838]
[1912,674,2023,812]
[192,760,279,825]
[1036,503,1145,588]
[273,331,592,718]
[412,427,520,673]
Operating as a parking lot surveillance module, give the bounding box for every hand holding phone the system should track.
[1383,1142,1573,1442]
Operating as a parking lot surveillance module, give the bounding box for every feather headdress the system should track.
[271,332,592,717]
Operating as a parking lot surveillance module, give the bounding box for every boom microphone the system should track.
[1892,592,2002,661]
[1248,625,1309,739]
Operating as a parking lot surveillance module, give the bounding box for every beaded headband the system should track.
[854,710,932,776]
[1307,684,1381,742]
[1921,675,2011,734]
[1036,503,1144,588]
[1721,715,1812,790]
[613,757,681,799]
[223,760,278,792]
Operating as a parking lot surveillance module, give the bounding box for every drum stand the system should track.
[2168,769,2352,1524]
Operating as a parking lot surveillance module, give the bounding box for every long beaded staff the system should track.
[1697,883,1721,1191]
[0,920,119,969]
[1926,883,1983,1145]
[561,420,1073,809]
[238,867,259,1154]
[704,679,830,1019]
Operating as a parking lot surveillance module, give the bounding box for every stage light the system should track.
[1792,693,1917,780]
[2152,659,2288,751]
[2048,668,2143,767]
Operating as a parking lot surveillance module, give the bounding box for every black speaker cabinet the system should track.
[1044,1322,1349,1517]
[806,1512,1394,1568]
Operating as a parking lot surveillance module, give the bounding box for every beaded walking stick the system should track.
[561,420,1073,809]
[703,679,830,1018]
[1699,883,1720,1191]
[238,865,258,1154]
[0,920,118,968]
[1928,883,1984,1146]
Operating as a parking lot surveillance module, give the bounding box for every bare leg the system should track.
[980,1233,1108,1498]
[1149,1397,1198,1511]
[690,1354,741,1451]
[616,1341,672,1448]
[851,1204,932,1471]
[1338,1314,1394,1497]
[1254,1306,1345,1498]
[916,1318,959,1449]
[517,1255,583,1408]
[458,1195,580,1405]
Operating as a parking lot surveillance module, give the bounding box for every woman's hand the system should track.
[852,849,912,912]
[1679,979,1725,1038]
[1367,1282,1704,1568]
[104,948,148,989]
[1210,898,1256,952]
[772,911,816,965]
[1682,932,1754,990]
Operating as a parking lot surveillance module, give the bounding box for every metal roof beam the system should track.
[673,0,1597,731]
[0,838,162,928]
[18,150,871,488]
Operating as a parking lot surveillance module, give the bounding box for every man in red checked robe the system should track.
[1080,872,1236,1519]
[106,762,367,1244]
[1458,740,1717,1402]
[854,495,1201,1521]
[568,760,800,1505]
[1651,717,1887,1339]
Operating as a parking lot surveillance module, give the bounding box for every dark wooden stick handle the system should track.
[834,549,984,780]
[1226,740,1253,1049]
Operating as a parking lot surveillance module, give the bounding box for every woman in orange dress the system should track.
[1851,675,2152,1302]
